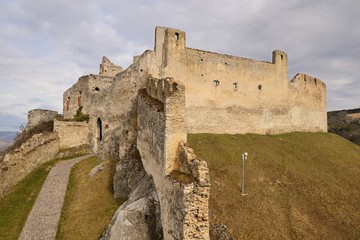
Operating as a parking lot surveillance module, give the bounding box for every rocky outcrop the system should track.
[0,132,59,196]
[102,157,162,240]
[104,177,162,240]
[113,144,146,198]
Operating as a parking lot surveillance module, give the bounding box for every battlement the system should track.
[291,73,326,89]
[272,50,288,65]
[145,77,184,104]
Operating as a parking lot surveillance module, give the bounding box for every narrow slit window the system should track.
[233,83,238,91]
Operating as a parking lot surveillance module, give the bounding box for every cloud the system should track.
[0,0,359,130]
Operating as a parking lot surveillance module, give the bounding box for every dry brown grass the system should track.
[5,121,53,154]
[188,132,360,239]
[56,157,124,240]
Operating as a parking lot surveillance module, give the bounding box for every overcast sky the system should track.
[0,0,359,131]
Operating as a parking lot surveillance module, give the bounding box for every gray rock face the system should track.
[102,144,163,240]
[101,173,163,240]
[113,144,147,199]
[210,223,234,240]
[88,162,105,177]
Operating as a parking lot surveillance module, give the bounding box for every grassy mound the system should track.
[188,132,360,239]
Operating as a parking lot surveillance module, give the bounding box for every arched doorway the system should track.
[97,118,103,142]
[95,118,103,152]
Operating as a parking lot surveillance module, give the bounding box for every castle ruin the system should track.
[2,27,327,239]
[62,26,327,239]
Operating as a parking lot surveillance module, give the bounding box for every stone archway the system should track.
[95,117,103,152]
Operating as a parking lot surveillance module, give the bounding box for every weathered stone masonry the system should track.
[58,26,327,239]
[137,78,210,239]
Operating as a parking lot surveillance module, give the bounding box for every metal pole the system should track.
[241,152,248,196]
[242,154,245,195]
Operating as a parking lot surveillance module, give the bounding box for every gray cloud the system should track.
[0,0,359,130]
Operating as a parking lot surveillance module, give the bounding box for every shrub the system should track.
[73,106,90,122]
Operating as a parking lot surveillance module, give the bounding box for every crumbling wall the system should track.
[137,78,210,239]
[53,119,90,149]
[62,53,155,157]
[99,56,123,77]
[0,132,59,197]
[26,109,58,131]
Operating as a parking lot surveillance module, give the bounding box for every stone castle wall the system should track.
[59,26,327,239]
[153,27,327,134]
[53,119,90,149]
[137,78,210,239]
[0,132,59,197]
[99,56,124,77]
[26,109,58,131]
[62,26,327,157]
[62,50,156,157]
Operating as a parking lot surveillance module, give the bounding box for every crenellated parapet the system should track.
[145,77,183,104]
[291,73,326,89]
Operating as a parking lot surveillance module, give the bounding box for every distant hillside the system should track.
[328,108,360,145]
[0,131,16,142]
[189,133,360,239]
[0,131,16,152]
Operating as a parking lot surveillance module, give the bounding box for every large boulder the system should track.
[102,174,163,240]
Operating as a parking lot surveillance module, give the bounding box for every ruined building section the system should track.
[26,109,58,131]
[99,56,124,77]
[53,119,90,149]
[154,27,327,134]
[62,51,157,157]
[137,78,210,239]
[61,26,327,159]
[56,26,328,239]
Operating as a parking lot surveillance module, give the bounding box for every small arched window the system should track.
[213,80,220,87]
[175,32,180,40]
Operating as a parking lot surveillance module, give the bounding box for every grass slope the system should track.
[188,132,360,240]
[56,157,124,240]
[0,153,90,240]
[0,159,58,240]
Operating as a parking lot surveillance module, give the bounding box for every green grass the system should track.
[0,159,58,240]
[188,132,360,240]
[56,157,124,240]
[0,153,90,240]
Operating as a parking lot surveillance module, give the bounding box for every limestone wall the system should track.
[26,109,58,130]
[153,27,327,134]
[137,78,210,239]
[53,119,90,149]
[99,56,123,77]
[62,53,155,157]
[0,132,59,197]
[63,74,114,120]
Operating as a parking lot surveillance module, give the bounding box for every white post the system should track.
[241,152,248,196]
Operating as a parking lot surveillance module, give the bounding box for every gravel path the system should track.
[19,154,93,240]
